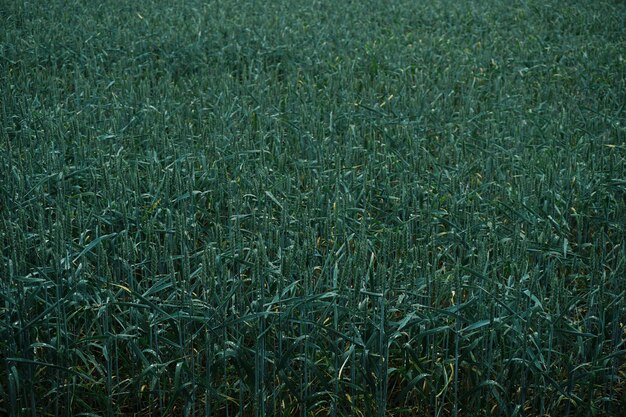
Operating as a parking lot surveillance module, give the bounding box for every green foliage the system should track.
[1,0,624,416]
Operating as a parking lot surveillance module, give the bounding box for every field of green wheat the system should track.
[1,0,625,416]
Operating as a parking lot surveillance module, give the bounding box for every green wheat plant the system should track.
[1,0,624,416]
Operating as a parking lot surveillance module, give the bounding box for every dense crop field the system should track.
[1,0,625,416]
